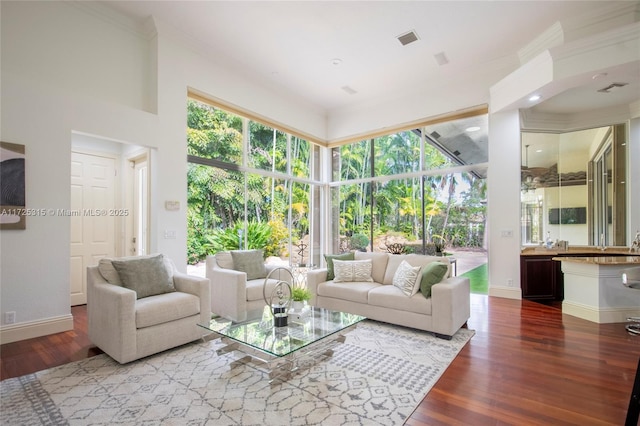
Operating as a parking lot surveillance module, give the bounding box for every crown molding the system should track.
[518,1,640,66]
[520,104,631,133]
[67,0,157,40]
[550,21,640,66]
[518,22,565,66]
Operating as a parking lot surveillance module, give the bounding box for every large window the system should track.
[329,113,488,256]
[187,99,320,267]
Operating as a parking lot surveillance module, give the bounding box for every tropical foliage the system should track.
[187,100,312,263]
[187,99,487,265]
[332,131,486,252]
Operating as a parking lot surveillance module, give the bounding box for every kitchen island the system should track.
[552,255,640,323]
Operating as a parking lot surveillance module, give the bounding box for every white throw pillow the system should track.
[333,259,374,283]
[392,260,422,296]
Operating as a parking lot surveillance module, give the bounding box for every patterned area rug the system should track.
[1,321,474,425]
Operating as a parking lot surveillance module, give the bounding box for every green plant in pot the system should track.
[291,286,311,310]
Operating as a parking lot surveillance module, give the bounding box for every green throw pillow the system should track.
[420,261,448,298]
[230,249,267,280]
[111,254,176,299]
[324,252,355,280]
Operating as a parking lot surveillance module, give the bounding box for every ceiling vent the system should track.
[597,82,628,93]
[397,30,419,46]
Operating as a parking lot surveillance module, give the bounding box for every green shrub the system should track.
[351,233,369,251]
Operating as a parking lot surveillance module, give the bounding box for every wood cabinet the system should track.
[520,255,562,301]
[520,251,638,301]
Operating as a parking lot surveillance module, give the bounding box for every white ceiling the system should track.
[101,0,639,117]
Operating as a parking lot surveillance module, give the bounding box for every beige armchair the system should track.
[206,250,289,322]
[87,254,211,364]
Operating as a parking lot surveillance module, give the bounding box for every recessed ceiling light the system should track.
[331,58,342,66]
[465,126,480,132]
[536,149,542,153]
[528,94,542,102]
[592,72,608,80]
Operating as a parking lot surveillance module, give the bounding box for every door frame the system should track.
[124,149,151,257]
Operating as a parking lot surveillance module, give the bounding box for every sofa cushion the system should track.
[135,291,200,329]
[111,254,176,299]
[324,252,355,280]
[333,259,374,283]
[354,251,389,283]
[420,261,449,298]
[215,251,234,269]
[317,281,380,304]
[382,254,409,285]
[368,285,432,315]
[231,249,267,280]
[392,260,422,296]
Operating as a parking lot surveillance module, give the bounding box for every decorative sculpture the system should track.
[296,240,308,267]
[263,267,294,327]
[386,243,405,254]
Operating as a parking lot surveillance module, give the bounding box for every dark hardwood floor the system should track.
[1,296,639,425]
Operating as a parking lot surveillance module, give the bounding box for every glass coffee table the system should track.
[199,306,365,384]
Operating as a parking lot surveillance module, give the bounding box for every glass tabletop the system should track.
[199,306,365,357]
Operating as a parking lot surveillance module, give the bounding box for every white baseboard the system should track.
[488,285,522,300]
[0,314,74,344]
[562,301,639,324]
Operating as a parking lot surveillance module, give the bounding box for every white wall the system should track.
[0,2,325,340]
[487,110,523,299]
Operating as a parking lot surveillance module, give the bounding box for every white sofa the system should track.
[307,252,470,339]
[206,250,290,322]
[87,254,211,364]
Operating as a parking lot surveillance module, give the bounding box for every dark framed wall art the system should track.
[0,142,26,230]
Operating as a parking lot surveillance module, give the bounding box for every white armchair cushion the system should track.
[111,254,176,299]
[230,249,267,279]
[135,291,200,329]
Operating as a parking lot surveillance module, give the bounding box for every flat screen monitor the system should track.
[548,207,587,225]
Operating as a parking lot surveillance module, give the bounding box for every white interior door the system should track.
[70,151,116,306]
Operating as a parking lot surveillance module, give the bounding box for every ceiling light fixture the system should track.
[528,94,541,102]
[465,126,480,132]
[331,58,342,66]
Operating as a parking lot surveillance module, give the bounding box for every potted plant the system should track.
[291,286,311,311]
